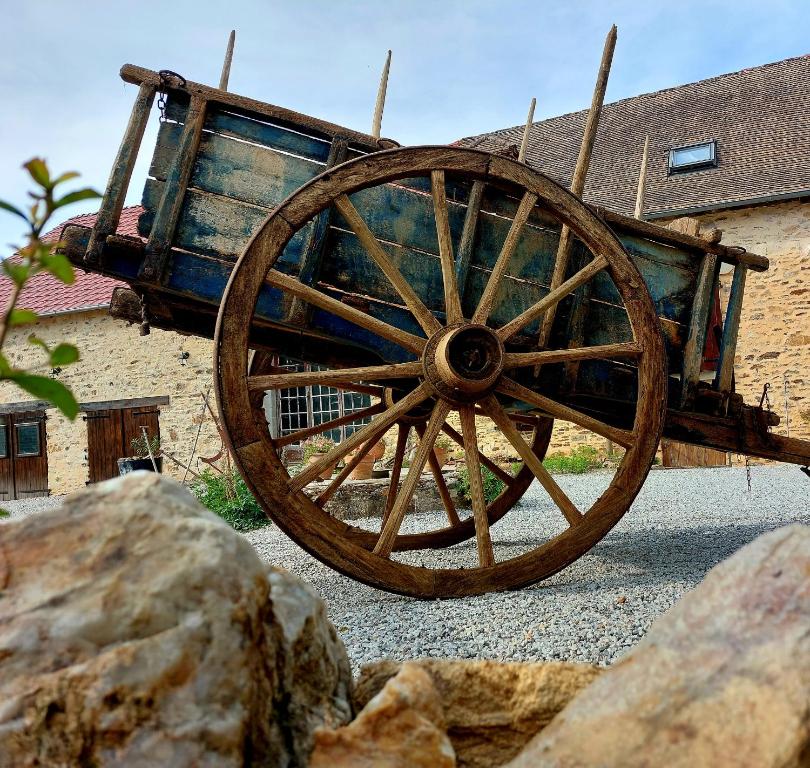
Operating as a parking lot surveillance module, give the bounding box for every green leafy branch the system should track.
[0,159,100,419]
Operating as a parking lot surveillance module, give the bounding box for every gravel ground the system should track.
[246,464,810,670]
[4,465,807,671]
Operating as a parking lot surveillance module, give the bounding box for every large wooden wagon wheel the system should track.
[215,146,666,598]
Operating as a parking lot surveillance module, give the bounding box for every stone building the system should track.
[0,55,807,497]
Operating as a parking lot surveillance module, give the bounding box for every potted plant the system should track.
[433,435,452,469]
[348,438,386,481]
[302,436,336,481]
[118,434,162,475]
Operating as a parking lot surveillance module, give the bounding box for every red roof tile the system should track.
[0,206,143,316]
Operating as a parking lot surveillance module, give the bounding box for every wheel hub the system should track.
[423,323,505,403]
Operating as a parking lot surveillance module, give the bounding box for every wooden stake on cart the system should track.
[537,25,617,348]
[219,30,236,91]
[518,97,537,163]
[371,50,392,139]
[634,134,650,219]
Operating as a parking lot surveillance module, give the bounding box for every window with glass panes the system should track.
[274,356,373,442]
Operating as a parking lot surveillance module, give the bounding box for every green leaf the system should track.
[28,334,50,354]
[0,508,8,519]
[52,171,80,186]
[0,199,29,224]
[0,354,11,376]
[9,309,38,326]
[40,252,75,284]
[2,259,30,287]
[54,188,101,209]
[24,158,51,189]
[50,343,79,366]
[8,373,78,419]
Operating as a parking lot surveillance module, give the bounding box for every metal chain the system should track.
[157,70,187,122]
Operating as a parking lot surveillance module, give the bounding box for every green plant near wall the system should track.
[0,159,100,418]
[190,468,268,532]
[457,464,506,506]
[542,444,604,474]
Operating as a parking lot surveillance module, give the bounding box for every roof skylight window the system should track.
[668,141,716,174]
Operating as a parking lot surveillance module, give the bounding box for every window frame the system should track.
[668,141,717,175]
[273,356,373,443]
[14,421,42,457]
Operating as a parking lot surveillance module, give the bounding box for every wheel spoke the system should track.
[272,401,385,449]
[289,382,432,490]
[473,191,538,324]
[481,395,582,527]
[416,422,461,527]
[316,436,378,506]
[266,268,426,354]
[383,422,410,525]
[431,170,463,325]
[496,254,608,341]
[248,361,422,393]
[334,194,442,337]
[440,422,513,484]
[496,376,635,448]
[459,405,495,567]
[374,399,452,557]
[504,341,641,368]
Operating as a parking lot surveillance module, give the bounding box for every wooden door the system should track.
[661,439,729,468]
[0,410,49,500]
[0,414,14,501]
[85,409,124,483]
[85,404,161,484]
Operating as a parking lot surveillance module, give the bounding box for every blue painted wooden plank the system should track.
[165,96,334,164]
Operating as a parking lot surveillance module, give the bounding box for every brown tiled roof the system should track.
[0,207,143,316]
[460,55,810,218]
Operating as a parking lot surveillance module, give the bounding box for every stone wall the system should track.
[0,311,221,494]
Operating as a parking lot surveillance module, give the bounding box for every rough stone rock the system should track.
[508,524,810,768]
[354,659,600,767]
[0,472,352,767]
[310,661,455,767]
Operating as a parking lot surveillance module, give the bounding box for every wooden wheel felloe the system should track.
[214,146,666,598]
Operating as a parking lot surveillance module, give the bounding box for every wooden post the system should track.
[518,97,536,163]
[139,95,208,282]
[634,134,649,219]
[714,263,748,395]
[538,25,617,347]
[85,83,156,265]
[219,30,236,91]
[681,251,719,408]
[371,50,392,139]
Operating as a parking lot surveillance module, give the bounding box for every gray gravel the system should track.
[246,464,810,669]
[4,466,807,671]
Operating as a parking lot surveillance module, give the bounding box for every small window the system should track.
[669,141,716,174]
[15,422,41,457]
[0,425,7,458]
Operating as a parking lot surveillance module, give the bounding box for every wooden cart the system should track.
[63,64,810,598]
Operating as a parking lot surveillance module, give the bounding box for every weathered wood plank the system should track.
[122,63,399,152]
[87,83,156,265]
[141,95,208,281]
[714,264,747,394]
[680,253,719,408]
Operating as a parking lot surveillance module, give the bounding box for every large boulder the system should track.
[353,659,600,768]
[0,472,352,767]
[508,523,810,768]
[310,661,455,767]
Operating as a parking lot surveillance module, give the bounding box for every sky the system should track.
[1,0,809,251]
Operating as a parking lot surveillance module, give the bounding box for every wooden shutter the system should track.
[122,406,160,452]
[0,414,13,501]
[85,409,124,484]
[10,410,48,497]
